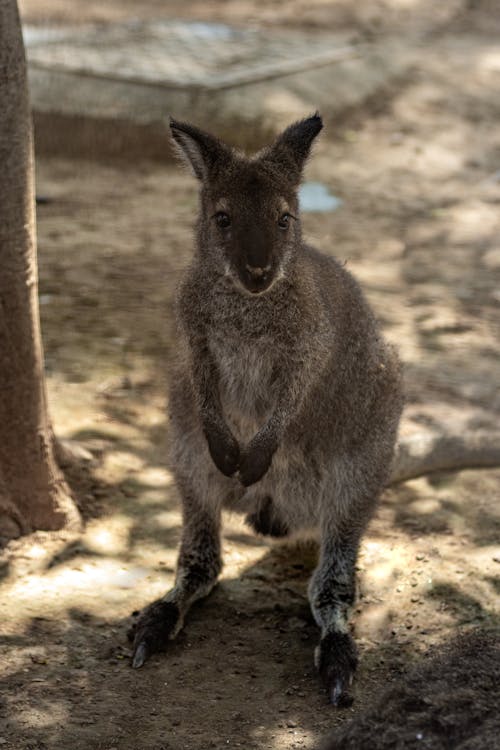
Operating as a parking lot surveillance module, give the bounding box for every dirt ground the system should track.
[1,2,500,749]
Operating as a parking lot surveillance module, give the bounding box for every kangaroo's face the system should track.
[170,114,323,295]
[202,166,299,294]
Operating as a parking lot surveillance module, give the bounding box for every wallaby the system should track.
[128,114,500,706]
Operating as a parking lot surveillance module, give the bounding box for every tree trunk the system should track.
[0,0,80,539]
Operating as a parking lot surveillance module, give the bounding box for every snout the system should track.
[243,263,273,294]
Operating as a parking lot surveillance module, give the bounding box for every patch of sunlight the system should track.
[413,141,463,177]
[136,466,173,487]
[387,319,420,363]
[222,546,270,580]
[409,497,442,515]
[223,544,251,563]
[47,377,96,434]
[83,514,133,555]
[349,259,401,287]
[15,702,69,728]
[445,201,499,243]
[385,0,421,6]
[136,409,165,429]
[360,538,404,566]
[478,47,500,73]
[16,561,150,594]
[465,545,500,569]
[364,560,398,585]
[101,450,144,474]
[259,725,316,750]
[25,543,47,560]
[132,544,178,570]
[356,602,392,642]
[136,488,172,505]
[482,247,500,271]
[361,539,386,562]
[359,541,407,594]
[3,559,166,622]
[403,476,432,493]
[153,510,182,529]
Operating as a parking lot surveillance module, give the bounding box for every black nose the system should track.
[245,264,270,280]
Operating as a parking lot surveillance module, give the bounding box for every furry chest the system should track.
[209,336,278,427]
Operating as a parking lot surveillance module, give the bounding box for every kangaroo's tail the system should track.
[389,430,500,485]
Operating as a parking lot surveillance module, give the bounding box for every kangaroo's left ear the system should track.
[261,113,323,185]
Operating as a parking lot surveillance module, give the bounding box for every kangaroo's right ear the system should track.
[170,119,231,181]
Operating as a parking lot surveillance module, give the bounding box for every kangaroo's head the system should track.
[170,114,323,295]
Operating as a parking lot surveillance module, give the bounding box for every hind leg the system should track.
[309,460,384,706]
[309,524,361,706]
[130,477,222,668]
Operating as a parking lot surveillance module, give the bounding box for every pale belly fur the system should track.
[211,336,325,531]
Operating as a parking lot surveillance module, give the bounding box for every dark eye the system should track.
[215,212,231,229]
[278,213,290,229]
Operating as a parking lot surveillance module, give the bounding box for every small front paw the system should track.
[238,437,276,487]
[205,426,240,477]
[128,600,182,669]
[316,631,358,707]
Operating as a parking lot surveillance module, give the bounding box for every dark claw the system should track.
[330,678,343,706]
[129,600,181,669]
[330,679,354,708]
[132,641,148,669]
[317,631,358,708]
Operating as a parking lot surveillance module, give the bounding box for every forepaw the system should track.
[205,425,240,477]
[316,631,358,707]
[238,434,277,487]
[128,600,182,669]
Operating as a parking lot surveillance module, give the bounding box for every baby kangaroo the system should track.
[129,114,403,706]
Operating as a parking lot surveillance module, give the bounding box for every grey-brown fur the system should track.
[129,114,403,706]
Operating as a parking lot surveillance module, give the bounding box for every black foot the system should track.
[245,496,289,538]
[316,631,358,707]
[127,600,181,669]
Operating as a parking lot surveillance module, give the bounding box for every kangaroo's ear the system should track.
[262,113,323,185]
[169,118,231,181]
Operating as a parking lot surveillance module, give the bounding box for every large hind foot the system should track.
[128,600,183,668]
[315,631,358,707]
[245,496,289,538]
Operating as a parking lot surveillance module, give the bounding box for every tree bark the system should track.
[0,0,80,538]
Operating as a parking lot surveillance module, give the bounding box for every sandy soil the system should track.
[1,2,500,749]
